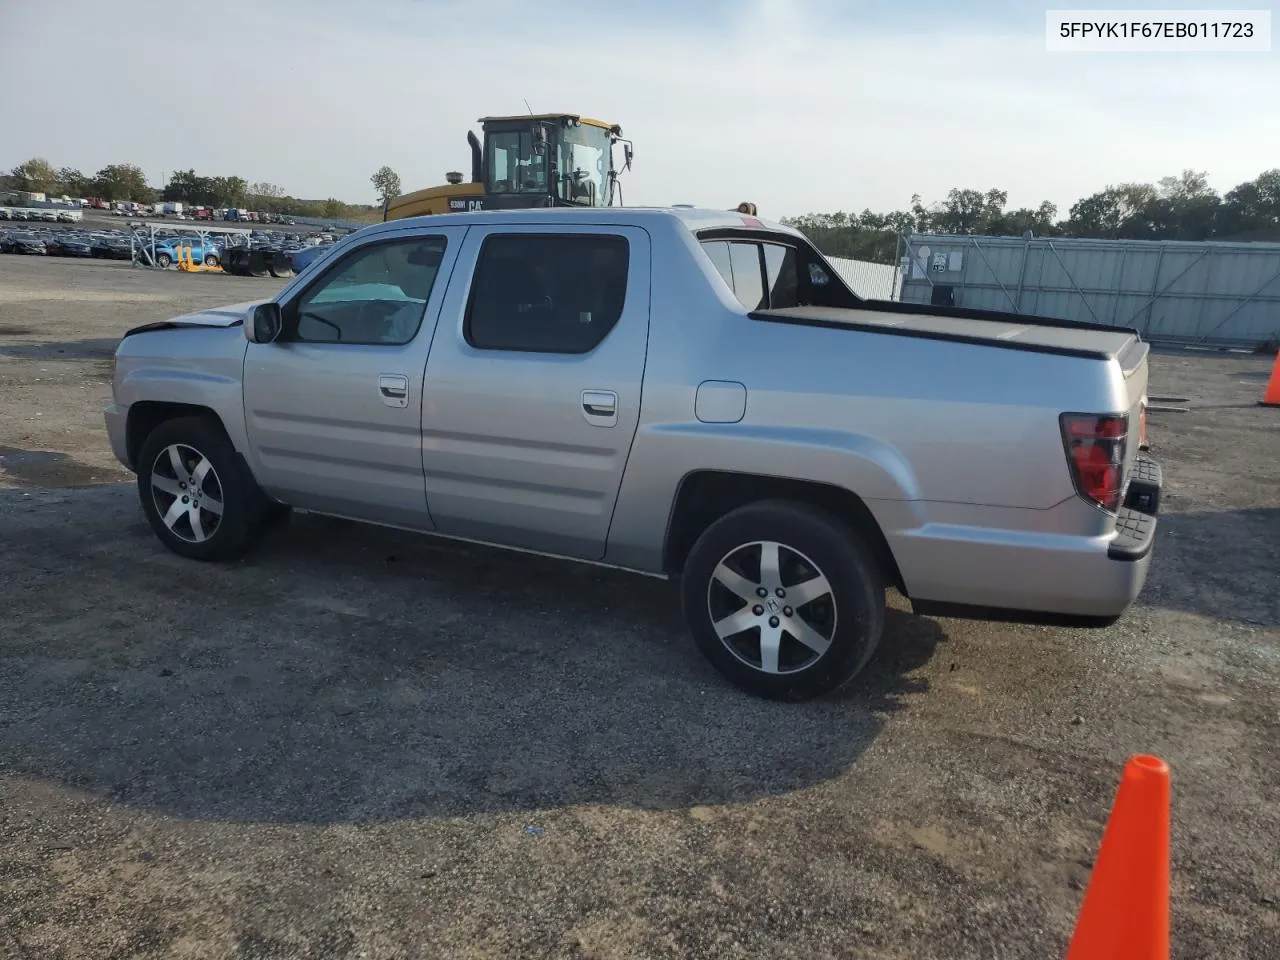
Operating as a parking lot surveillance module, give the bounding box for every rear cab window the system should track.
[697,229,861,311]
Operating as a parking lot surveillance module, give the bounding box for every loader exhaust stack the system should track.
[467,131,483,184]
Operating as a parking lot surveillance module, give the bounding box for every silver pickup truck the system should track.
[105,207,1161,700]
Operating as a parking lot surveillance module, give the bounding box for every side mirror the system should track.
[532,124,548,156]
[247,302,282,343]
[624,144,634,171]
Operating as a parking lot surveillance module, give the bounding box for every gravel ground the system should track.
[1,255,1278,960]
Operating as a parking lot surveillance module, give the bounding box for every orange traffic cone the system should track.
[1260,350,1280,407]
[1065,755,1170,960]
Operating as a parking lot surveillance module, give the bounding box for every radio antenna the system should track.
[524,98,534,115]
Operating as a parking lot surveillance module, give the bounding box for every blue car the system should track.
[146,236,221,268]
[284,243,335,275]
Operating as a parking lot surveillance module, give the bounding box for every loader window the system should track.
[488,131,547,195]
[556,124,610,206]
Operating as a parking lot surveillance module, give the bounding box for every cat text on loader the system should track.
[382,113,633,221]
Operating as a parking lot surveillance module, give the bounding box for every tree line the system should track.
[782,168,1280,263]
[3,157,396,222]
[9,155,1277,255]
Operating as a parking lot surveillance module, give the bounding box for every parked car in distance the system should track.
[2,231,47,254]
[145,236,221,268]
[91,236,133,260]
[104,207,1161,700]
[54,235,94,257]
[283,243,333,275]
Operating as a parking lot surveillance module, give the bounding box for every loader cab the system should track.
[479,114,629,209]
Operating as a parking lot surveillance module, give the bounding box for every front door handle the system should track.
[582,389,618,427]
[379,374,409,408]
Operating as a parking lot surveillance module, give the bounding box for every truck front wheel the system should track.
[135,416,264,562]
[680,500,886,701]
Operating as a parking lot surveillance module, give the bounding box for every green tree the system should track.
[163,168,212,204]
[208,175,247,207]
[370,165,401,205]
[248,181,285,212]
[9,157,56,193]
[930,187,1008,235]
[322,197,345,219]
[1219,168,1280,238]
[54,167,89,196]
[91,163,151,202]
[989,200,1060,237]
[1148,169,1220,240]
[1066,183,1158,238]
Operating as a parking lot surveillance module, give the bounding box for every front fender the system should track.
[113,328,251,455]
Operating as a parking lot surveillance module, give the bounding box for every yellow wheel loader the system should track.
[383,113,633,221]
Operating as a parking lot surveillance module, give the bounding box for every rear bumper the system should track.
[1107,454,1161,561]
[898,455,1162,625]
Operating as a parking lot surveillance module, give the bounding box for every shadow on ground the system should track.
[1145,507,1280,628]
[0,445,123,487]
[0,498,945,825]
[0,335,120,362]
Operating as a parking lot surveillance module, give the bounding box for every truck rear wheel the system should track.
[680,500,886,701]
[135,415,264,562]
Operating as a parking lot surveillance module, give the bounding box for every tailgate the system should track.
[1117,336,1150,484]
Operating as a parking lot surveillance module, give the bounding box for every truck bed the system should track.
[753,303,1144,368]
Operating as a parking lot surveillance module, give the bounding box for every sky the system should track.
[1,0,1277,220]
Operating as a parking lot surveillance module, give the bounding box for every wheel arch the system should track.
[125,401,229,470]
[662,469,907,595]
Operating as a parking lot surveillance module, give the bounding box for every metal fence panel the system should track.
[899,233,1280,348]
[825,256,901,300]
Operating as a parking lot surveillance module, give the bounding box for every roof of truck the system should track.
[366,205,805,239]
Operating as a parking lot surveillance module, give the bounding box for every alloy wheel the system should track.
[149,443,224,544]
[706,540,837,675]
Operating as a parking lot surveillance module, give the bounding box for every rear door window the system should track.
[702,240,734,290]
[701,238,799,310]
[763,243,799,309]
[728,242,766,310]
[465,233,630,354]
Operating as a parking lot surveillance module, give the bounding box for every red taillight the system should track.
[1060,413,1128,512]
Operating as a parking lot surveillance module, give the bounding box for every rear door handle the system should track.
[379,374,409,407]
[582,389,618,426]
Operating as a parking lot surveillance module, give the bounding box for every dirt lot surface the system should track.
[1,255,1278,960]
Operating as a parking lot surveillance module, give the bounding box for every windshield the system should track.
[487,130,548,195]
[555,124,610,206]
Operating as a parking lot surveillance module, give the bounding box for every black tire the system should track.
[681,500,886,701]
[204,254,219,267]
[155,252,172,268]
[135,415,265,562]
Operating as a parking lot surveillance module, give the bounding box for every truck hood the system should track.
[121,299,268,338]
